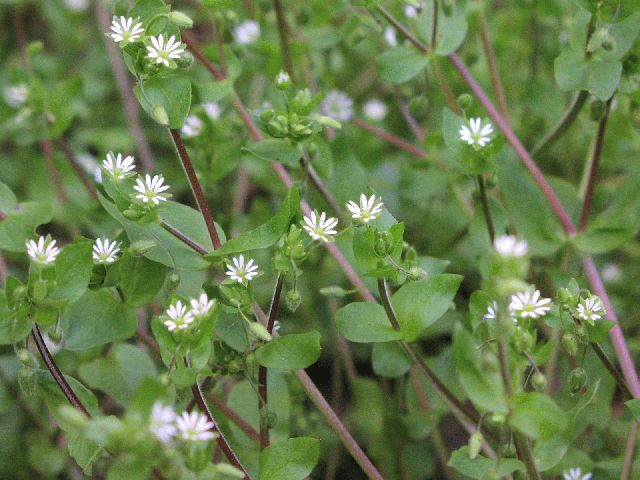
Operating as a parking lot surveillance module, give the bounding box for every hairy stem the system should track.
[56,138,97,200]
[477,175,495,244]
[531,91,588,157]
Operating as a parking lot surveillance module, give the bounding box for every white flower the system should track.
[147,34,185,67]
[576,297,604,323]
[563,468,592,480]
[225,255,260,284]
[163,301,194,331]
[322,90,354,122]
[493,235,528,257]
[26,236,60,265]
[484,301,498,320]
[64,0,89,11]
[602,263,621,283]
[109,16,144,44]
[459,118,494,148]
[234,20,260,45]
[103,153,136,179]
[3,84,28,108]
[404,5,419,18]
[276,71,291,86]
[384,27,398,46]
[176,411,216,442]
[92,238,120,264]
[134,174,170,205]
[363,99,388,121]
[273,320,281,336]
[181,114,202,138]
[346,194,384,223]
[190,293,215,317]
[509,290,552,319]
[302,211,339,242]
[149,402,177,444]
[202,102,221,120]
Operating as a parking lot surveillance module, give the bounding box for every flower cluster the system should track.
[163,293,215,332]
[149,402,216,444]
[484,290,553,322]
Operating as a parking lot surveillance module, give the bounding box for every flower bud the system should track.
[575,324,589,344]
[249,322,272,342]
[289,244,306,260]
[408,266,427,282]
[166,272,181,292]
[151,105,169,126]
[457,93,473,112]
[275,71,292,90]
[260,408,278,429]
[556,287,575,308]
[214,463,246,479]
[122,208,143,220]
[568,367,587,394]
[260,108,276,122]
[315,115,342,130]
[319,286,351,298]
[176,51,194,68]
[467,431,484,459]
[32,279,48,302]
[285,289,302,312]
[512,328,534,353]
[17,349,38,368]
[532,371,547,392]
[266,116,289,138]
[168,10,193,27]
[408,96,429,120]
[562,332,579,357]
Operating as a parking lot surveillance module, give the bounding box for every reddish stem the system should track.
[56,138,97,200]
[351,118,429,159]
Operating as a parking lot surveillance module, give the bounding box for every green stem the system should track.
[531,91,588,157]
[477,175,495,244]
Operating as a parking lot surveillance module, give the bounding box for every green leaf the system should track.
[47,240,93,305]
[447,447,524,479]
[391,274,462,341]
[573,226,635,254]
[625,398,640,423]
[371,341,411,378]
[118,254,167,307]
[254,332,321,370]
[554,48,622,100]
[150,317,178,367]
[0,181,17,212]
[350,378,385,438]
[510,392,569,440]
[0,290,31,345]
[377,46,429,84]
[134,73,192,129]
[60,289,137,351]
[0,202,52,252]
[243,139,301,166]
[335,302,402,343]
[259,437,321,480]
[206,187,299,257]
[434,6,469,55]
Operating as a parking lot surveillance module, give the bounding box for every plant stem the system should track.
[160,221,208,255]
[376,5,429,54]
[430,0,439,49]
[590,341,632,398]
[531,91,588,157]
[513,434,541,480]
[40,139,68,206]
[351,118,429,159]
[56,138,98,200]
[273,0,295,80]
[478,13,508,119]
[208,392,261,444]
[578,98,612,231]
[300,155,345,224]
[258,274,284,449]
[621,421,638,480]
[168,129,222,250]
[476,175,495,244]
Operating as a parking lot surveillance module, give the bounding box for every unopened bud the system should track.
[562,332,579,357]
[319,286,350,298]
[166,272,180,292]
[275,71,292,89]
[176,51,194,68]
[285,289,302,312]
[457,93,473,112]
[408,266,427,282]
[315,115,342,130]
[249,322,272,342]
[512,328,534,352]
[32,279,48,301]
[260,408,278,429]
[408,96,429,120]
[17,349,37,368]
[532,371,547,392]
[260,108,276,122]
[122,208,143,220]
[168,10,193,27]
[151,105,169,126]
[214,463,246,479]
[568,367,588,394]
[468,431,484,459]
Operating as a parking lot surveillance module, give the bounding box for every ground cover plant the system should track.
[1,0,640,478]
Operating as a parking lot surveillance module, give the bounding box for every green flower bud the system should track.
[562,332,579,357]
[289,244,306,260]
[408,96,429,120]
[151,105,169,126]
[315,115,342,130]
[556,287,576,308]
[17,349,37,368]
[32,279,48,301]
[405,246,417,263]
[408,266,427,282]
[275,71,292,90]
[319,286,351,298]
[57,405,88,430]
[214,463,246,479]
[168,10,193,27]
[374,238,388,258]
[12,285,27,303]
[457,93,473,112]
[568,367,588,394]
[260,408,278,429]
[512,327,534,353]
[122,208,143,220]
[532,371,547,392]
[166,272,181,292]
[590,99,606,121]
[48,328,62,343]
[176,51,194,68]
[468,431,484,459]
[285,289,302,312]
[129,240,157,256]
[575,324,589,344]
[249,322,272,342]
[489,412,506,425]
[260,108,276,122]
[266,117,289,138]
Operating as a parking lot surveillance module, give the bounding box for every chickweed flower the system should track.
[109,16,144,44]
[346,194,384,223]
[576,297,604,324]
[92,238,120,264]
[493,235,528,257]
[563,468,592,480]
[234,20,260,45]
[484,301,498,320]
[190,292,215,317]
[202,102,221,120]
[149,402,177,444]
[404,5,419,17]
[64,0,89,11]
[303,211,339,242]
[26,236,60,266]
[103,153,136,179]
[133,174,170,205]
[363,99,388,121]
[225,255,260,284]
[322,90,354,122]
[181,114,202,138]
[3,84,28,108]
[509,290,552,319]
[147,34,185,67]
[384,27,398,46]
[176,411,216,442]
[459,118,493,148]
[163,301,194,331]
[276,70,291,87]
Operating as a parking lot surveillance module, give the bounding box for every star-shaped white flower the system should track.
[234,20,260,45]
[225,255,259,284]
[493,235,528,257]
[346,194,384,223]
[322,90,354,122]
[92,238,120,264]
[276,70,291,85]
[134,174,170,205]
[147,34,185,67]
[109,16,144,44]
[163,301,194,331]
[576,297,604,324]
[459,118,493,148]
[103,153,136,179]
[26,236,60,265]
[176,411,216,442]
[509,290,552,319]
[202,102,221,120]
[484,301,498,320]
[149,401,177,444]
[3,84,28,108]
[190,292,215,317]
[563,467,592,480]
[302,211,339,242]
[181,114,202,138]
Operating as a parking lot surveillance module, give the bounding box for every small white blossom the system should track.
[190,292,215,317]
[509,290,552,319]
[176,411,216,442]
[225,255,260,284]
[346,194,384,223]
[134,174,170,205]
[234,20,260,45]
[563,468,592,480]
[322,90,354,122]
[109,16,144,44]
[484,301,498,320]
[202,102,221,120]
[384,27,398,46]
[363,99,388,121]
[149,402,177,444]
[276,71,291,85]
[602,263,621,283]
[576,297,604,323]
[493,235,528,257]
[147,34,185,67]
[404,5,419,18]
[92,238,120,264]
[273,320,281,336]
[459,118,493,148]
[181,115,202,138]
[103,153,136,179]
[3,84,28,108]
[163,301,194,331]
[303,211,339,242]
[64,0,89,11]
[26,236,60,265]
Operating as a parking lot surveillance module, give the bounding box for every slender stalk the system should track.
[578,99,612,231]
[531,91,588,157]
[397,97,426,142]
[621,421,638,480]
[430,0,439,49]
[351,118,429,159]
[513,434,541,480]
[476,175,495,244]
[168,129,222,250]
[208,393,261,444]
[40,139,68,205]
[590,341,632,398]
[160,221,208,255]
[56,138,98,200]
[182,31,225,80]
[478,13,508,119]
[376,5,429,54]
[300,156,345,224]
[273,0,295,80]
[258,274,284,449]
